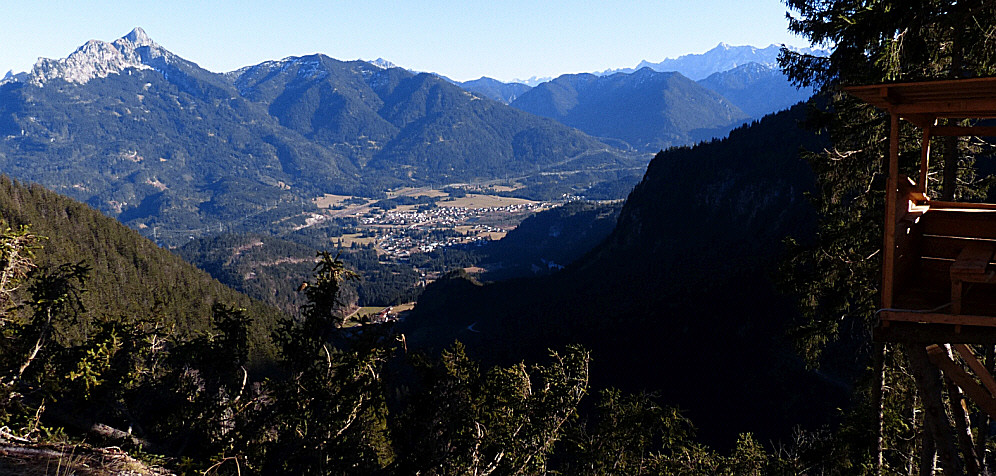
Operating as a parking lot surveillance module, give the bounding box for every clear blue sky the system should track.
[1,1,806,82]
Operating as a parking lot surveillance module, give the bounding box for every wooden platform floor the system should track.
[877,280,996,343]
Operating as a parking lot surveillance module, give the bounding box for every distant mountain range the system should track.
[455,42,822,149]
[606,42,828,80]
[0,28,640,244]
[510,68,749,151]
[0,29,824,245]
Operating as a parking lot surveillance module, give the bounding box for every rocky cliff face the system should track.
[27,27,176,85]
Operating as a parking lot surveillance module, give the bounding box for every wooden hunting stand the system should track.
[848,78,996,474]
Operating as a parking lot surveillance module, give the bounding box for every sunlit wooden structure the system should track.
[846,78,996,342]
[848,78,996,474]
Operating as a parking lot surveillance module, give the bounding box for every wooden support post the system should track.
[953,279,965,315]
[928,345,996,420]
[943,346,981,476]
[953,344,996,396]
[908,343,964,476]
[983,346,996,471]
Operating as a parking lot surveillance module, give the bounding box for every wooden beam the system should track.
[894,99,996,116]
[953,344,996,397]
[920,209,996,239]
[951,242,995,278]
[943,353,981,476]
[875,322,996,344]
[920,235,996,261]
[930,201,996,211]
[903,113,936,129]
[879,311,996,327]
[927,345,996,420]
[950,242,995,314]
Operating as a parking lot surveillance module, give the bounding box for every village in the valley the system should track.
[311,186,554,260]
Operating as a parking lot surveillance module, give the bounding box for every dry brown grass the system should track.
[0,443,172,475]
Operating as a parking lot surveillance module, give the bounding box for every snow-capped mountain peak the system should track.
[631,42,828,81]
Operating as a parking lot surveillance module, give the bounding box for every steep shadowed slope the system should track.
[404,103,848,448]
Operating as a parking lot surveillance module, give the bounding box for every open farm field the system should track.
[386,187,449,199]
[313,194,355,208]
[454,225,506,241]
[439,194,537,209]
[336,233,378,248]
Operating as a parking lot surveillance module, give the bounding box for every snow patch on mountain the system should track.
[368,58,398,70]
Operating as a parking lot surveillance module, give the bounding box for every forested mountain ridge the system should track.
[231,54,635,185]
[0,29,640,246]
[405,102,848,447]
[510,68,749,151]
[0,175,281,357]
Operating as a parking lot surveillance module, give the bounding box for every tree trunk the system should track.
[873,342,887,473]
[946,373,980,476]
[942,135,960,201]
[979,345,996,473]
[922,430,937,476]
[907,343,964,476]
[942,23,966,201]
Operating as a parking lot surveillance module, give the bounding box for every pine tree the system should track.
[780,1,996,473]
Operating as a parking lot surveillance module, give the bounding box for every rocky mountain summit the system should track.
[24,27,180,85]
